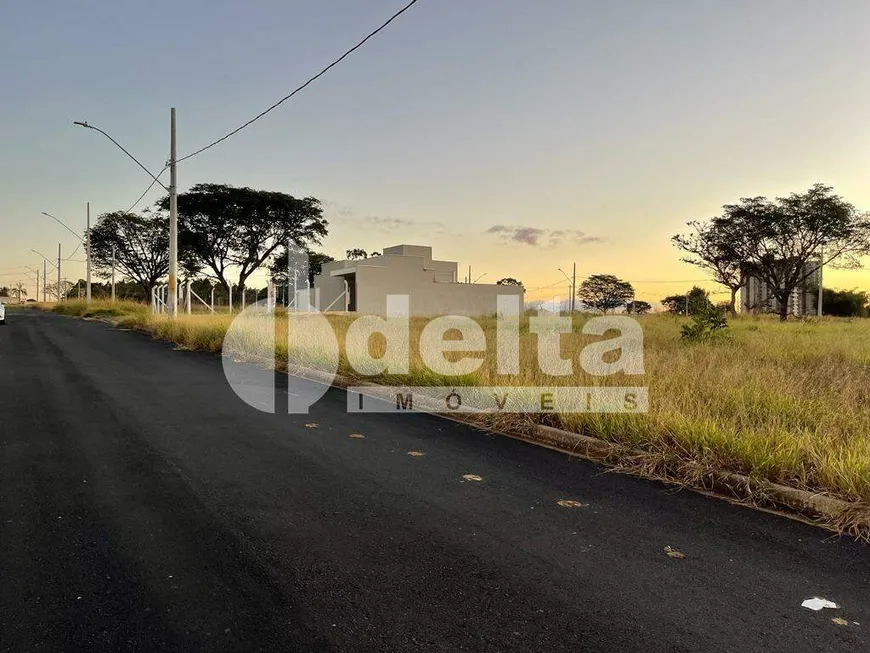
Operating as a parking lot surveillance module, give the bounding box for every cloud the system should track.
[489,225,545,245]
[360,215,449,234]
[486,225,604,248]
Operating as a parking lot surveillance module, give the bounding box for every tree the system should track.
[822,288,869,317]
[710,184,870,320]
[10,282,27,303]
[625,300,652,315]
[88,211,170,294]
[346,248,368,260]
[269,249,335,286]
[661,286,712,315]
[162,184,328,294]
[45,280,75,301]
[0,286,9,297]
[577,274,634,313]
[672,220,748,315]
[496,277,524,288]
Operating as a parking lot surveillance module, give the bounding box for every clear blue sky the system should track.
[2,0,869,303]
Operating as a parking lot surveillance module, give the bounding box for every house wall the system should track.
[355,265,522,316]
[313,245,520,316]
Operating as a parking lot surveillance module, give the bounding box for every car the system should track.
[0,301,5,325]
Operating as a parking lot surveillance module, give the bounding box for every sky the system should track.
[1,0,869,306]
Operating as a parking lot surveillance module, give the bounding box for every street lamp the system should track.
[31,248,60,302]
[74,112,178,318]
[41,208,91,304]
[558,264,577,313]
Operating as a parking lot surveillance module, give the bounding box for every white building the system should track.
[311,245,524,316]
[740,259,820,317]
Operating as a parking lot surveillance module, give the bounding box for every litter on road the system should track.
[664,546,686,559]
[801,598,839,611]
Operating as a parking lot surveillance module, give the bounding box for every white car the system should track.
[0,301,5,325]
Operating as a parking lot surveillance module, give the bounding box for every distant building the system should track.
[310,245,523,316]
[740,259,821,317]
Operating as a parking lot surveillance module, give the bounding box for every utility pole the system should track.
[571,262,576,313]
[57,243,61,302]
[85,201,92,303]
[292,237,296,313]
[111,246,116,301]
[168,107,178,319]
[42,259,47,302]
[817,247,824,317]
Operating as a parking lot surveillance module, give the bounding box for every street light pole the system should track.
[817,246,824,317]
[571,262,576,313]
[57,243,62,302]
[72,116,173,311]
[43,259,47,302]
[168,107,178,319]
[86,201,91,304]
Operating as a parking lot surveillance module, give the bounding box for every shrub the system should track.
[681,307,729,343]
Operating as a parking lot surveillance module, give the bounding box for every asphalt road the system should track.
[1,310,867,652]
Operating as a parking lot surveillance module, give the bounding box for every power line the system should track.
[74,122,168,191]
[623,278,713,283]
[177,0,421,163]
[125,165,169,214]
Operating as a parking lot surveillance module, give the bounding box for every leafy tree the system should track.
[45,280,75,301]
[661,286,712,315]
[672,220,748,315]
[10,282,27,303]
[577,274,634,313]
[822,288,869,317]
[269,249,335,286]
[710,184,870,320]
[88,211,170,294]
[680,306,729,343]
[625,300,652,315]
[496,277,524,288]
[346,248,368,260]
[162,184,328,294]
[0,286,9,297]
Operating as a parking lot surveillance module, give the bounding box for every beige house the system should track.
[310,245,523,316]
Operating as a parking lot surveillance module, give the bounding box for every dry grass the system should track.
[40,300,870,509]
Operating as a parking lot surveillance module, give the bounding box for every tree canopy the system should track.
[672,220,748,315]
[625,300,652,315]
[88,210,170,293]
[822,288,869,317]
[269,249,335,286]
[577,274,634,313]
[678,184,870,320]
[661,286,713,315]
[161,183,328,292]
[496,277,524,288]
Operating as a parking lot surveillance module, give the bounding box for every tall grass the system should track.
[43,300,870,506]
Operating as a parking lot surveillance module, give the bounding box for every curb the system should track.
[50,308,870,540]
[313,369,870,540]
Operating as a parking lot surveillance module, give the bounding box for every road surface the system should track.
[1,310,867,651]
